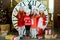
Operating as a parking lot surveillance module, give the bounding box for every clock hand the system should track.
[28,1,32,10]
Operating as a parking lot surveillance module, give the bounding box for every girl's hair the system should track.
[39,11,45,17]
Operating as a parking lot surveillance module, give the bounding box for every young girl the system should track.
[31,8,39,38]
[24,9,31,38]
[37,9,46,39]
[31,14,38,38]
[16,7,25,39]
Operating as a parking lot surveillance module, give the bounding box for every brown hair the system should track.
[39,12,45,18]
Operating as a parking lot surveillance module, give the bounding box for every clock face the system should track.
[12,0,48,30]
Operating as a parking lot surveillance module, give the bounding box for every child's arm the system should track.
[43,15,47,30]
[44,15,46,21]
[36,15,40,19]
[15,11,20,19]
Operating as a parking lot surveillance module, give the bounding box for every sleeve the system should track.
[43,15,46,26]
[44,15,46,21]
[36,15,40,18]
[24,16,26,21]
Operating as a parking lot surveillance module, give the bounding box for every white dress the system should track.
[38,17,44,29]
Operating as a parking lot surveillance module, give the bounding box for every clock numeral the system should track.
[46,15,48,17]
[32,1,34,5]
[44,9,46,11]
[17,4,20,6]
[17,3,21,6]
[28,1,31,5]
[35,1,36,6]
[13,10,17,15]
[46,15,48,16]
[28,0,32,10]
[32,1,36,6]
[13,14,16,18]
[14,25,17,27]
[15,26,18,30]
[12,20,18,21]
[14,22,18,25]
[22,2,26,6]
[37,4,41,8]
[27,0,31,3]
[45,7,46,11]
[16,28,18,30]
[20,3,22,6]
[15,8,18,12]
[29,1,31,4]
[14,23,18,28]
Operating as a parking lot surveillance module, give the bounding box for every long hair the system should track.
[39,12,45,18]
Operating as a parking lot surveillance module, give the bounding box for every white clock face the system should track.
[12,0,48,30]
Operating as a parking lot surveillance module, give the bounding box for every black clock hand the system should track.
[28,1,32,10]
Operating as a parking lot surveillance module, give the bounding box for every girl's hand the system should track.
[37,27,39,31]
[18,12,20,18]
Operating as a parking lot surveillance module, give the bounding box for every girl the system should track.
[37,9,46,39]
[31,8,39,38]
[24,9,31,38]
[16,7,25,39]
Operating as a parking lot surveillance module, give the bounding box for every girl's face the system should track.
[39,10,44,14]
[33,9,38,15]
[20,7,23,11]
[26,12,30,16]
[39,10,44,15]
[39,11,45,17]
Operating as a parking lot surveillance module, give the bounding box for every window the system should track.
[49,0,54,13]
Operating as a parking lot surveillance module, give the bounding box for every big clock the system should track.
[12,0,48,31]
